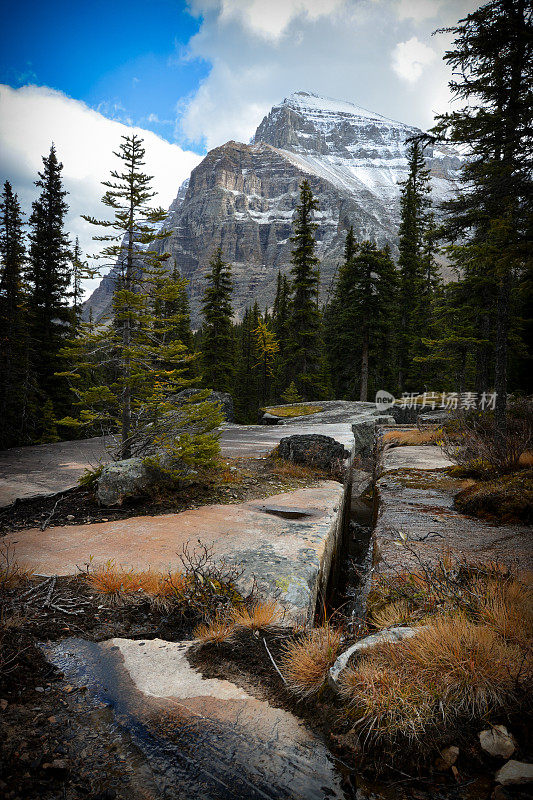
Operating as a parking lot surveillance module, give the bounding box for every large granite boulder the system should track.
[97,456,192,506]
[173,388,234,422]
[96,458,152,506]
[277,434,348,473]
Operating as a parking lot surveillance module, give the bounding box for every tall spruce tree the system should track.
[65,134,221,464]
[201,247,234,393]
[27,144,72,424]
[0,182,31,447]
[70,237,92,328]
[432,0,532,440]
[397,140,434,392]
[324,226,359,399]
[233,303,261,422]
[285,180,326,399]
[271,271,291,396]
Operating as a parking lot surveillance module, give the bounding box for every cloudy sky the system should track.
[0,0,477,295]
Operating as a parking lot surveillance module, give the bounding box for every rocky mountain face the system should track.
[85,91,462,327]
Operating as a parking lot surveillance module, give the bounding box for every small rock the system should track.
[479,725,516,759]
[0,698,8,710]
[495,760,533,785]
[35,686,45,693]
[435,745,459,771]
[66,514,75,521]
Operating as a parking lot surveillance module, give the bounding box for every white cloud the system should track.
[218,0,347,40]
[181,0,474,150]
[0,84,201,296]
[395,0,442,22]
[391,36,437,83]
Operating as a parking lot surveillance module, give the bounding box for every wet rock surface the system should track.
[43,636,347,800]
[375,446,533,572]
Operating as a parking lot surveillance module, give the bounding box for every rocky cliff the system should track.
[85,91,462,326]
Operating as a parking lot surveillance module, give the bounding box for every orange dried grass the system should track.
[87,562,185,607]
[193,617,236,644]
[280,624,342,698]
[232,601,283,630]
[340,616,531,742]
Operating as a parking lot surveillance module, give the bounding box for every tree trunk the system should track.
[494,271,510,449]
[360,325,369,402]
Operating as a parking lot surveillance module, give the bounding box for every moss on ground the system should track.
[265,404,323,418]
[454,468,533,524]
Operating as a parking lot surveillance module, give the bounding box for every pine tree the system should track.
[285,180,326,399]
[70,237,92,328]
[397,140,434,392]
[0,181,31,447]
[27,144,72,424]
[233,304,260,422]
[63,134,222,466]
[324,226,360,399]
[271,271,291,396]
[254,318,279,407]
[432,0,532,440]
[201,247,234,393]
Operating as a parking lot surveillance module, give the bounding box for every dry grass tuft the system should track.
[340,614,532,744]
[369,599,417,629]
[193,617,236,644]
[268,458,324,480]
[382,429,440,447]
[86,562,185,607]
[476,577,533,646]
[232,601,283,630]
[0,545,34,590]
[280,624,342,698]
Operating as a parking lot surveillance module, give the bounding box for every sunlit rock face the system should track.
[85,91,462,327]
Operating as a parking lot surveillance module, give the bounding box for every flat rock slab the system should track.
[5,482,347,624]
[0,424,354,508]
[376,446,532,572]
[0,436,110,507]
[263,400,381,426]
[44,636,346,800]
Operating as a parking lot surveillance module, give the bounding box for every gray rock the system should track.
[261,412,282,425]
[96,456,192,506]
[329,626,420,688]
[479,726,516,759]
[173,388,234,422]
[351,418,376,459]
[495,760,533,785]
[277,434,348,472]
[96,458,152,506]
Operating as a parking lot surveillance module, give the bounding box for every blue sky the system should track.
[0,0,477,293]
[0,0,208,150]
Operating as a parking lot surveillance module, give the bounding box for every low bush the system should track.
[442,398,533,474]
[280,624,342,698]
[86,541,248,620]
[265,405,323,418]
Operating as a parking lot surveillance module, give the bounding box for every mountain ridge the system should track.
[85,91,461,327]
